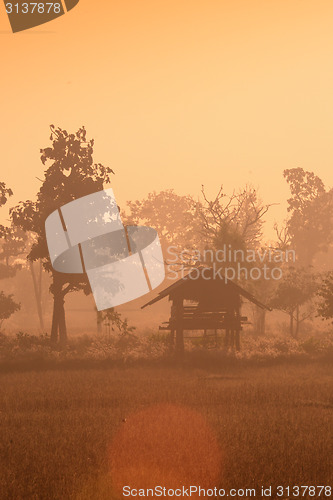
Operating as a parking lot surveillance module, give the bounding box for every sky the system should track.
[1,0,333,239]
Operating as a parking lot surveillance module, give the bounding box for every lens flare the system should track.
[108,403,222,498]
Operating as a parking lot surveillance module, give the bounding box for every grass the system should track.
[0,359,332,499]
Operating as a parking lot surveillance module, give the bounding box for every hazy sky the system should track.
[1,0,333,238]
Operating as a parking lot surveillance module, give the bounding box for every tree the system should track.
[126,185,270,269]
[96,307,135,337]
[126,189,201,248]
[0,226,47,333]
[317,272,333,322]
[0,183,21,329]
[125,189,204,275]
[0,225,26,266]
[198,185,270,250]
[0,291,20,330]
[269,266,317,337]
[278,168,333,335]
[199,185,274,334]
[29,256,45,333]
[283,168,333,265]
[11,125,114,345]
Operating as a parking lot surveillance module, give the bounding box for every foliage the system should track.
[97,308,136,335]
[284,168,326,212]
[11,125,114,268]
[199,184,270,250]
[1,329,333,366]
[0,226,26,271]
[0,182,13,236]
[125,189,203,261]
[235,332,333,360]
[270,267,317,314]
[283,168,333,265]
[317,271,333,322]
[0,292,20,329]
[10,126,115,344]
[0,182,21,327]
[269,266,317,336]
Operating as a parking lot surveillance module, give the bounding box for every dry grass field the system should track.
[0,359,332,499]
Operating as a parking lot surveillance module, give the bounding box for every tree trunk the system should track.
[30,261,45,332]
[50,296,59,343]
[50,274,67,346]
[58,297,67,346]
[295,304,300,338]
[96,310,103,334]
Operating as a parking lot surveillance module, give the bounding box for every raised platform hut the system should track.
[142,267,270,354]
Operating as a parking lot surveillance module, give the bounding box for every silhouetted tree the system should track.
[199,185,273,334]
[269,267,317,337]
[317,272,333,322]
[0,183,21,329]
[126,189,201,247]
[199,185,270,250]
[0,292,20,330]
[11,125,114,345]
[275,168,333,335]
[96,307,135,337]
[125,189,204,274]
[283,168,333,265]
[243,245,285,336]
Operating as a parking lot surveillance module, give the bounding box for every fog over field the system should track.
[2,1,333,498]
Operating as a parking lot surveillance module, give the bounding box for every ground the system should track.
[0,359,332,499]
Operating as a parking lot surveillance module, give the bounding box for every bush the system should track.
[1,330,333,367]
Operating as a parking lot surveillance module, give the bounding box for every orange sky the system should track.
[1,0,333,238]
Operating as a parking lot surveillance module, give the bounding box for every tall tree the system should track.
[283,168,333,265]
[280,168,333,334]
[11,125,114,345]
[199,185,273,332]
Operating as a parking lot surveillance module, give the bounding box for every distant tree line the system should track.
[2,125,333,344]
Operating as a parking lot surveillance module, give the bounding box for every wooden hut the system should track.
[142,267,270,354]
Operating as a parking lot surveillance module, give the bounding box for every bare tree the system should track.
[198,184,272,249]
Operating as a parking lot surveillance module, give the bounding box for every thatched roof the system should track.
[142,267,271,310]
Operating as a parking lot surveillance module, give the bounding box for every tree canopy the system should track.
[283,168,333,265]
[11,125,114,344]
